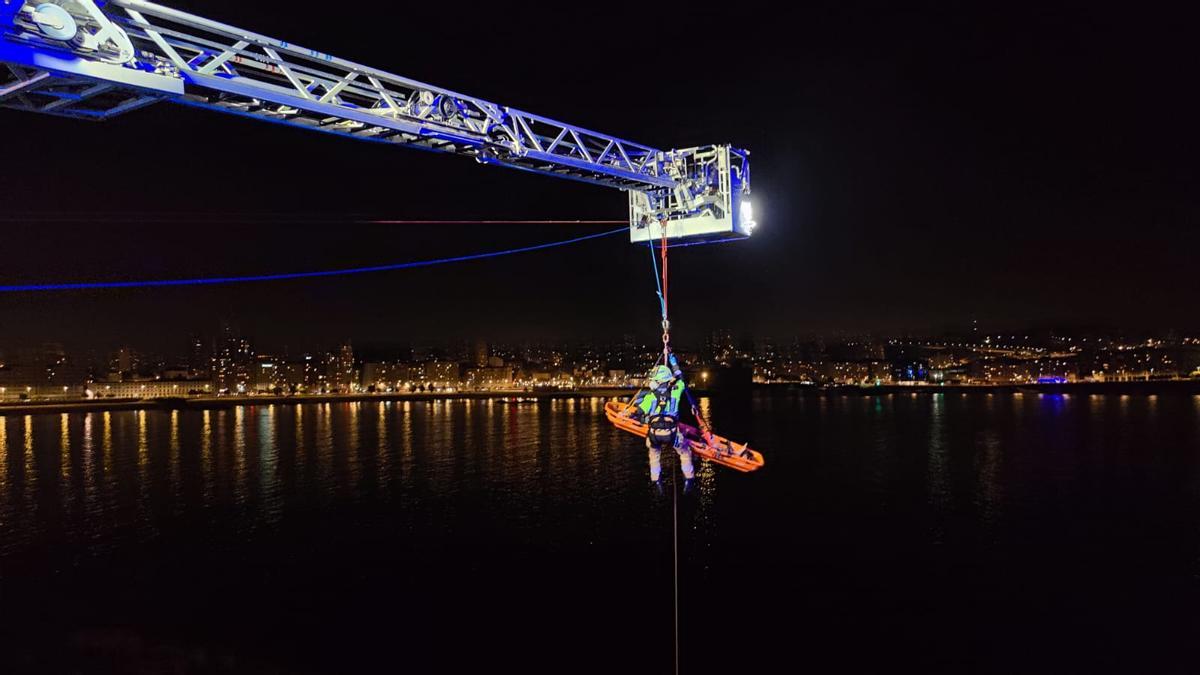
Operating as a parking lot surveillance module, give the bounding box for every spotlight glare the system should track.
[740,197,757,234]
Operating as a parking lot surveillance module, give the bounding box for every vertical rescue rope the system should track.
[648,220,681,674]
[660,221,680,675]
[672,461,680,675]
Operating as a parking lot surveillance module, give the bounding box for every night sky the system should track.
[0,2,1195,355]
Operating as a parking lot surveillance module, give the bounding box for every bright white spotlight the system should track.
[740,197,757,234]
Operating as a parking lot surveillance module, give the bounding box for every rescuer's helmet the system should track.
[650,365,674,386]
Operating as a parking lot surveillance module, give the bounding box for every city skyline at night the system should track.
[2,322,1197,401]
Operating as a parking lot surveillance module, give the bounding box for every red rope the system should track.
[660,229,669,318]
[660,226,670,351]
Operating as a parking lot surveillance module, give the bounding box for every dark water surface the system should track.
[2,392,1200,673]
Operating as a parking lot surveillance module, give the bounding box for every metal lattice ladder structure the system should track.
[0,0,756,242]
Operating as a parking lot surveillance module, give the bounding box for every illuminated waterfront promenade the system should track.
[3,380,1199,417]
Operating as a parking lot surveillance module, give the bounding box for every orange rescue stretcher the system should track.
[605,400,765,473]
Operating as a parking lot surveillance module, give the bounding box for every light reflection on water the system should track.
[0,418,7,498]
[2,391,1200,674]
[201,409,213,504]
[23,416,33,511]
[59,415,70,508]
[0,392,1196,567]
[0,399,666,559]
[259,406,280,525]
[975,428,1003,526]
[926,393,949,542]
[233,406,246,506]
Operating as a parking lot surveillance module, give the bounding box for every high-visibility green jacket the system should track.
[636,379,684,418]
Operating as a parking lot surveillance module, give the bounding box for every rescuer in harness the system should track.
[632,354,695,486]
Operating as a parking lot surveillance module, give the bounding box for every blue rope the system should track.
[0,227,628,293]
[647,238,667,321]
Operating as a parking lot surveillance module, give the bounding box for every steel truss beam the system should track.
[0,0,753,240]
[0,62,159,119]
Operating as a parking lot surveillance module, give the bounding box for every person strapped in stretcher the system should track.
[630,353,695,485]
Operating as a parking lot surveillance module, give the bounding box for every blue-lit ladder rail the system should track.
[0,0,756,244]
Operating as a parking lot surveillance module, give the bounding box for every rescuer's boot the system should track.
[651,477,665,498]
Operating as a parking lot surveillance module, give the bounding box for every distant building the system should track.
[252,356,283,392]
[707,329,737,364]
[771,360,817,383]
[0,364,80,399]
[0,382,87,400]
[274,358,313,391]
[463,366,514,390]
[188,334,210,377]
[423,361,459,386]
[328,342,356,391]
[821,360,892,385]
[472,339,489,368]
[214,323,254,393]
[0,347,87,391]
[1030,355,1080,382]
[113,346,140,375]
[246,354,324,392]
[362,361,416,390]
[929,366,969,384]
[971,357,1033,384]
[891,360,930,383]
[88,379,213,399]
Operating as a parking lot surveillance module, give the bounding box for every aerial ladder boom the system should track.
[0,0,755,242]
